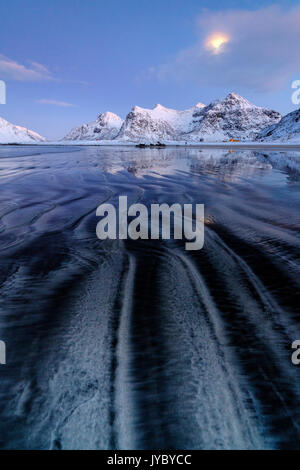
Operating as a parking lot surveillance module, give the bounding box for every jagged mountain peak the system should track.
[131,105,145,113]
[118,102,209,142]
[97,111,122,121]
[130,102,205,116]
[257,107,300,142]
[225,92,248,102]
[211,93,254,110]
[131,104,172,114]
[195,102,206,108]
[63,111,123,141]
[182,93,281,141]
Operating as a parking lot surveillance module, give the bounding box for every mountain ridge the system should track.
[180,93,281,142]
[0,116,46,144]
[257,107,300,142]
[2,93,298,144]
[63,93,282,143]
[63,111,123,141]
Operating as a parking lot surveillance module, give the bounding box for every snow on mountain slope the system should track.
[257,108,300,143]
[7,93,281,145]
[116,94,281,143]
[117,103,206,142]
[181,93,281,142]
[0,117,46,144]
[64,112,123,141]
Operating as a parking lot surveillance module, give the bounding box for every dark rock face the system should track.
[182,93,281,141]
[257,108,300,142]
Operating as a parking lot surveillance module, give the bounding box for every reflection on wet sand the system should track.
[0,145,299,449]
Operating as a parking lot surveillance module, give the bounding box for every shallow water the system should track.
[0,145,299,449]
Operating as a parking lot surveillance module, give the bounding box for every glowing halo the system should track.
[205,33,229,54]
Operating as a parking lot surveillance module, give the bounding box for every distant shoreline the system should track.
[1,142,300,151]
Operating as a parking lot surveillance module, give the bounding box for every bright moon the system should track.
[206,34,229,53]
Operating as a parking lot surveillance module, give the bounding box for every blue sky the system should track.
[0,0,300,139]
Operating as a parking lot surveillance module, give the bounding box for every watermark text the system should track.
[0,80,6,104]
[291,80,300,105]
[96,196,205,251]
[291,340,300,365]
[0,340,6,365]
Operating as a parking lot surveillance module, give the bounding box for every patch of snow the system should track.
[63,112,123,141]
[257,108,300,143]
[117,103,206,142]
[0,117,46,144]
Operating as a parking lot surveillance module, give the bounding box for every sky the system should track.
[0,0,300,140]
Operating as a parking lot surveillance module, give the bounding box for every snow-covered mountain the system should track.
[116,94,281,142]
[117,103,206,142]
[257,108,300,143]
[181,93,281,142]
[62,94,282,144]
[64,112,123,141]
[0,117,46,144]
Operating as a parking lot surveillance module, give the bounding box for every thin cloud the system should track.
[0,55,54,82]
[36,99,76,107]
[0,54,90,85]
[153,5,300,92]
